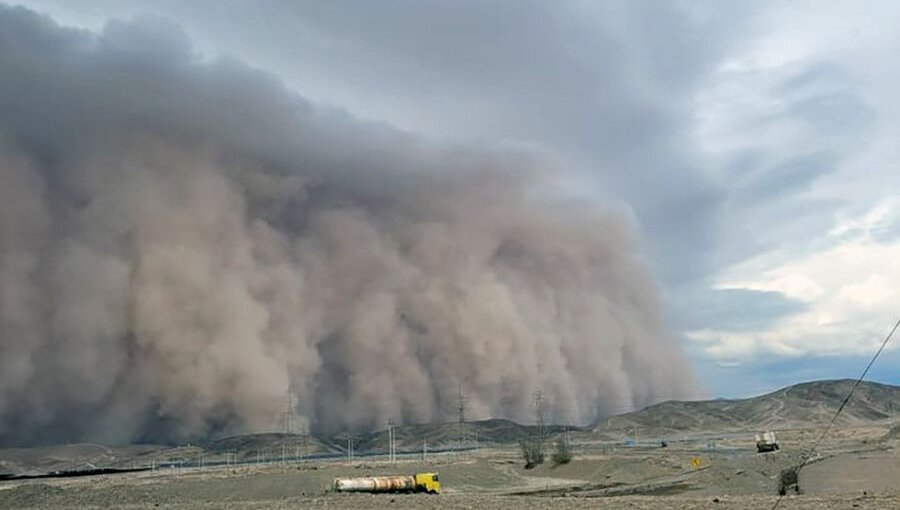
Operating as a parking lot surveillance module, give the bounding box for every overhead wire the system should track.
[769,316,900,510]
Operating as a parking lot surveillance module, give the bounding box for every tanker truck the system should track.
[332,472,440,494]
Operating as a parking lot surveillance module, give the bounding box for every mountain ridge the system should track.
[592,379,900,436]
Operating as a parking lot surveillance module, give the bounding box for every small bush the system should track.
[777,467,799,495]
[552,438,572,465]
[520,438,545,469]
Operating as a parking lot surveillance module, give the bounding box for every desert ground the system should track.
[2,421,898,510]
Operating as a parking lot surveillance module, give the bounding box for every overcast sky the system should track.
[10,0,900,397]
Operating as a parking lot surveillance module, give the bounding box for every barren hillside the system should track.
[593,379,900,437]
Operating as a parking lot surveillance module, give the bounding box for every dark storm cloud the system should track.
[777,62,876,140]
[739,154,834,202]
[0,6,698,446]
[14,0,755,285]
[267,0,748,286]
[673,288,808,333]
[10,0,891,400]
[15,1,881,294]
[709,60,876,270]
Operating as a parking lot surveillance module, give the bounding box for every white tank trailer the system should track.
[333,473,441,494]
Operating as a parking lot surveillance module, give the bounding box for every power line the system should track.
[770,316,899,510]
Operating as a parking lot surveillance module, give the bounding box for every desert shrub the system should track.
[519,438,545,469]
[777,467,799,495]
[552,437,572,465]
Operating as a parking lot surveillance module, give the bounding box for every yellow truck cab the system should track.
[415,472,441,493]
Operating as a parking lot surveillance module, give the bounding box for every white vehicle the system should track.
[755,431,779,453]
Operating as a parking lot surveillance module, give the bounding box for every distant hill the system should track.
[5,379,898,476]
[0,443,161,475]
[346,419,570,452]
[883,422,900,441]
[168,380,900,454]
[593,379,900,437]
[201,432,339,459]
[194,419,568,462]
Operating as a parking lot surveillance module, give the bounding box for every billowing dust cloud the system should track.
[0,7,696,445]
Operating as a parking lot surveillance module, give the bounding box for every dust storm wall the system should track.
[0,6,696,445]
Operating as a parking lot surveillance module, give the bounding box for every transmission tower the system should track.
[533,390,545,439]
[282,389,295,464]
[387,420,396,464]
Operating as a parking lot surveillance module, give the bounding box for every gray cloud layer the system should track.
[0,6,696,446]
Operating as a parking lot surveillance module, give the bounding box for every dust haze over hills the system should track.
[2,379,898,477]
[0,6,697,447]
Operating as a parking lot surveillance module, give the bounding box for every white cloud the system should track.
[829,197,900,240]
[683,1,900,370]
[690,200,900,362]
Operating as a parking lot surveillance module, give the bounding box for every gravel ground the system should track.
[1,428,897,510]
[2,488,898,510]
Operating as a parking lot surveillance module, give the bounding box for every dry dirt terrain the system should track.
[3,381,897,509]
[2,421,898,510]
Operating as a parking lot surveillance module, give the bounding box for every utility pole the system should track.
[340,433,357,462]
[387,421,395,464]
[457,384,468,452]
[304,429,309,463]
[388,421,392,464]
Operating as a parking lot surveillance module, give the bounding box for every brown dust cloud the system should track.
[0,6,696,446]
